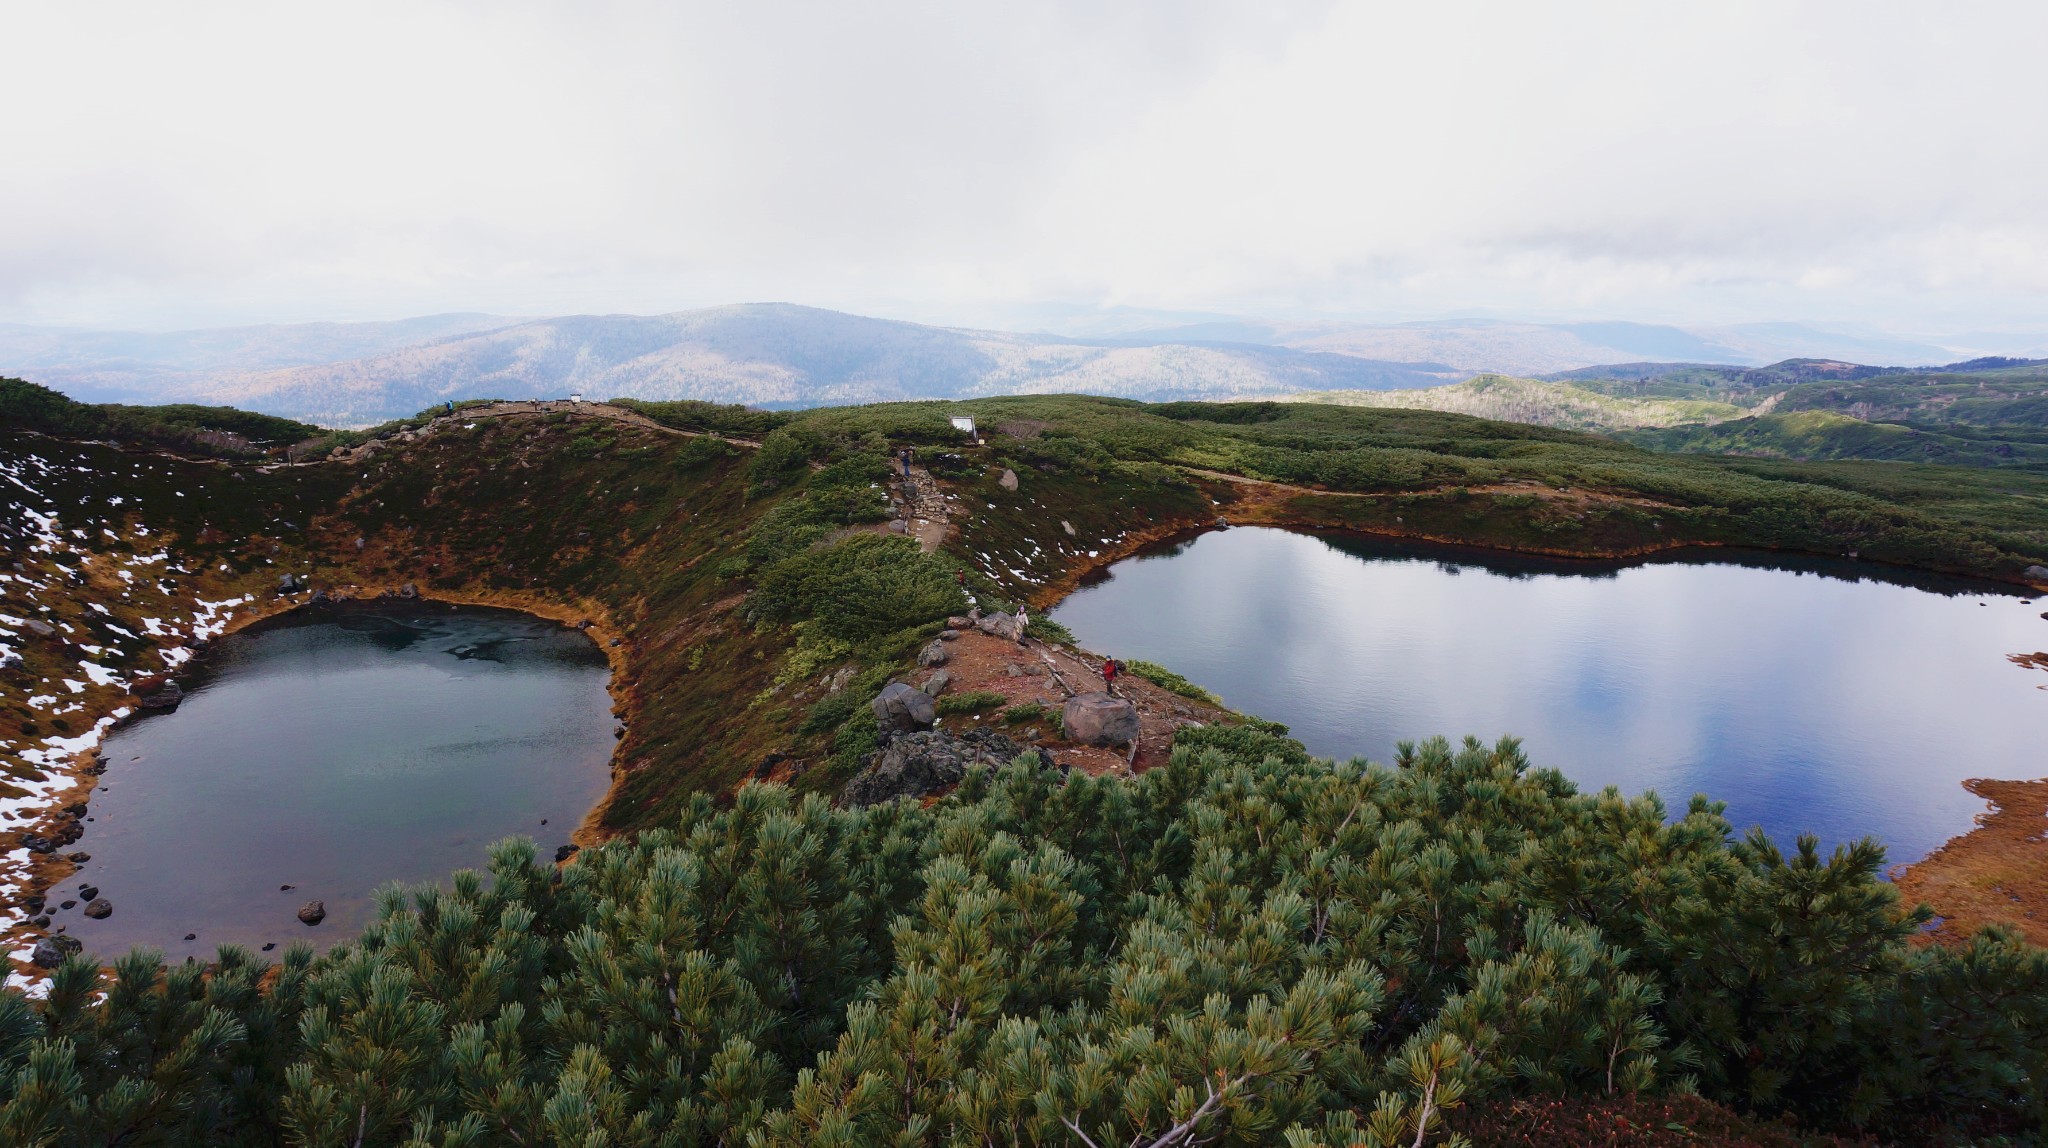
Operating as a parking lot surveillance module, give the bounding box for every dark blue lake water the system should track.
[1051,527,2048,863]
[60,603,614,960]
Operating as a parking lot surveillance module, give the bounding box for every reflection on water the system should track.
[61,603,614,961]
[1052,528,2048,862]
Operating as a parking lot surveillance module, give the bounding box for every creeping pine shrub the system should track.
[750,534,966,642]
[1002,701,1047,725]
[673,434,738,470]
[13,737,2042,1146]
[747,426,820,493]
[935,690,1007,717]
[1126,659,1222,705]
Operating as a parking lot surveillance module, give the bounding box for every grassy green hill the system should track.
[1621,409,2048,466]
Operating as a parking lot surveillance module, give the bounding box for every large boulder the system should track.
[870,682,937,732]
[1062,692,1140,747]
[30,935,82,968]
[840,728,1025,808]
[975,612,1022,640]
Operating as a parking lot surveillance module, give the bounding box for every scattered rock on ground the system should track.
[917,640,949,668]
[946,616,973,629]
[938,628,960,640]
[920,669,953,697]
[1062,692,1141,747]
[998,468,1019,491]
[871,682,937,732]
[2027,564,2048,581]
[297,900,326,926]
[840,728,1026,808]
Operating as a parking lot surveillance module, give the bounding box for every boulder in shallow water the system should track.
[1062,692,1140,747]
[135,677,184,711]
[297,900,326,926]
[82,898,111,919]
[870,682,937,732]
[31,935,81,968]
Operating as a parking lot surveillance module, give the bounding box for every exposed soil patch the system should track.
[923,630,1231,775]
[1894,777,2048,947]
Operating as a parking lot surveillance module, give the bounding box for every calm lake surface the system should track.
[62,603,614,961]
[1052,527,2048,863]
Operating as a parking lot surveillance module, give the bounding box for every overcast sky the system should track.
[4,1,2046,333]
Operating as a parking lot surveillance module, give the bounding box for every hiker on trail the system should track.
[1014,605,1029,644]
[898,448,912,478]
[1101,657,1120,695]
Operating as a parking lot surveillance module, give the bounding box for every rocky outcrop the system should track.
[840,728,1025,808]
[1062,692,1140,747]
[870,682,936,732]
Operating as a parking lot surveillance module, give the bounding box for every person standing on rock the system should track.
[898,447,913,478]
[1014,605,1029,645]
[1101,657,1119,695]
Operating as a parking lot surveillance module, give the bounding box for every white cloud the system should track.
[1,0,2044,329]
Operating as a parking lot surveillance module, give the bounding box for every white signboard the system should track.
[950,416,977,437]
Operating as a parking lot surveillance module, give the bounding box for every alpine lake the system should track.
[1051,526,2048,865]
[58,602,614,961]
[50,528,2048,959]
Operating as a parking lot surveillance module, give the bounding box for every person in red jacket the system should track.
[1101,657,1120,695]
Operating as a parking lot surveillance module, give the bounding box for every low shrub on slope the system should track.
[4,736,2043,1145]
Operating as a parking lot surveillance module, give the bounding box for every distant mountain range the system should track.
[3,303,2039,428]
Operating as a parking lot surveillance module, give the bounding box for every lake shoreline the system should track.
[6,583,630,982]
[1047,521,2048,945]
